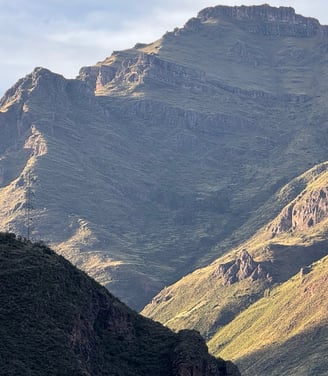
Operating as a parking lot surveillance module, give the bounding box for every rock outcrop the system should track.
[173,330,241,376]
[215,250,271,285]
[269,185,328,237]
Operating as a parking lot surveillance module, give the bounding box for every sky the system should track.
[1,0,327,96]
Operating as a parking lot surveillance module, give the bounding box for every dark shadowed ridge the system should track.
[0,232,240,376]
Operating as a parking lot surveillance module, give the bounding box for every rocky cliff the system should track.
[0,232,240,376]
[269,164,328,236]
[197,5,326,37]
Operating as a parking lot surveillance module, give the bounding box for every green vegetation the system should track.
[143,161,328,374]
[1,5,328,374]
[208,256,328,376]
[0,232,238,376]
[142,161,328,330]
[1,5,328,313]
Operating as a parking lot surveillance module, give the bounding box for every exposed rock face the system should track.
[79,52,209,96]
[269,186,328,236]
[215,250,271,285]
[209,254,328,376]
[198,5,325,37]
[173,330,241,376]
[0,233,240,376]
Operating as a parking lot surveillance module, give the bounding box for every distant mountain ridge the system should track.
[1,4,328,313]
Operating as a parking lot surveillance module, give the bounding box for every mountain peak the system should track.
[0,67,64,110]
[194,4,323,37]
[199,5,305,23]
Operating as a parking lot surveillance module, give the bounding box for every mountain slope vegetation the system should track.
[0,232,240,376]
[1,4,328,375]
[208,255,328,376]
[142,162,328,375]
[1,5,328,313]
[142,162,328,333]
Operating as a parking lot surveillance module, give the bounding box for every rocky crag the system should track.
[269,181,328,236]
[214,249,271,286]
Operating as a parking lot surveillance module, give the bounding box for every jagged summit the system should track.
[78,4,328,100]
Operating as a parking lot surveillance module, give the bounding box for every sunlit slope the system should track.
[142,162,328,339]
[208,255,328,376]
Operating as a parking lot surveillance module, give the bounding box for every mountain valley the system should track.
[1,5,328,374]
[2,5,328,311]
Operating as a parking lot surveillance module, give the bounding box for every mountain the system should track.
[0,232,240,376]
[142,162,328,374]
[1,4,328,311]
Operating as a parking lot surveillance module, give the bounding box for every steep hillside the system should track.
[0,232,240,376]
[208,255,328,376]
[2,5,328,309]
[142,162,328,340]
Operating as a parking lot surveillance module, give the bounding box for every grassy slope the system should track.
[208,255,328,376]
[138,14,320,111]
[98,13,328,298]
[84,7,328,277]
[2,6,328,311]
[142,163,328,339]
